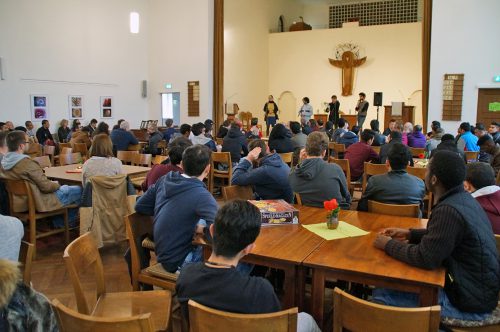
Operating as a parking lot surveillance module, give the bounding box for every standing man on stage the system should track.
[327,95,340,128]
[263,95,279,137]
[355,92,369,130]
[298,97,313,124]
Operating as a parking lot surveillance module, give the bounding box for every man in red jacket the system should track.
[345,129,379,180]
[464,162,500,234]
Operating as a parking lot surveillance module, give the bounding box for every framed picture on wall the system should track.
[30,95,49,121]
[100,96,113,119]
[69,95,83,119]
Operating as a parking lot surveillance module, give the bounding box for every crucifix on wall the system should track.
[329,43,366,96]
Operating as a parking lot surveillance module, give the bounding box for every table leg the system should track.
[296,266,306,311]
[419,287,439,306]
[311,269,325,329]
[282,265,296,309]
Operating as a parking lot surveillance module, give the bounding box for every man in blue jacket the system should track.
[135,145,218,273]
[110,120,138,151]
[456,122,479,152]
[231,139,293,203]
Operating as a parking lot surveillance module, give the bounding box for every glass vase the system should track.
[326,214,339,229]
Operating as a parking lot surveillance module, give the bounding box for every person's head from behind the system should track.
[351,125,360,136]
[96,121,109,135]
[211,200,261,260]
[302,97,310,104]
[90,134,114,158]
[489,121,499,135]
[360,129,374,145]
[248,139,268,159]
[290,121,301,135]
[269,123,288,140]
[25,121,33,130]
[389,130,402,142]
[308,119,317,128]
[6,131,28,153]
[180,124,191,137]
[464,162,496,193]
[305,132,329,158]
[394,121,403,133]
[325,121,333,131]
[338,118,346,129]
[165,118,174,128]
[477,135,496,154]
[181,144,211,178]
[387,143,409,171]
[426,150,465,194]
[120,121,130,131]
[191,123,205,137]
[370,119,380,132]
[414,124,423,133]
[167,137,193,166]
[0,131,8,154]
[441,133,455,143]
[431,121,441,132]
[403,122,413,134]
[317,119,324,127]
[251,118,258,127]
[204,119,214,133]
[459,122,471,134]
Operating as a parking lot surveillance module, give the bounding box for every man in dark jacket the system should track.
[379,131,413,166]
[110,120,139,151]
[374,150,500,321]
[268,123,294,153]
[432,134,466,162]
[222,124,248,163]
[35,120,53,145]
[135,145,218,273]
[358,143,425,212]
[231,139,293,203]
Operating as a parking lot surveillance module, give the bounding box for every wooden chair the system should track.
[63,233,171,331]
[294,192,303,206]
[52,299,155,332]
[372,145,381,154]
[5,179,70,259]
[19,241,34,286]
[156,140,168,155]
[25,143,42,158]
[496,234,500,256]
[216,138,223,146]
[410,147,426,158]
[72,143,89,160]
[152,155,168,165]
[367,200,420,218]
[132,153,152,167]
[43,145,56,165]
[125,213,178,292]
[333,288,440,332]
[128,144,142,151]
[188,300,298,332]
[279,152,294,168]
[329,157,359,196]
[407,166,433,218]
[497,171,500,185]
[362,162,388,193]
[328,142,336,158]
[332,143,346,159]
[464,151,479,163]
[222,185,254,201]
[59,142,72,150]
[209,152,232,194]
[117,150,139,165]
[33,155,52,169]
[59,152,83,166]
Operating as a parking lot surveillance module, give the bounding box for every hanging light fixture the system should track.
[130,12,140,34]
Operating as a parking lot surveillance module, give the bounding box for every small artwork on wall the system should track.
[100,96,113,118]
[69,95,83,119]
[30,95,48,121]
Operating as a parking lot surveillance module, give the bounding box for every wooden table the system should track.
[303,210,445,326]
[44,164,151,185]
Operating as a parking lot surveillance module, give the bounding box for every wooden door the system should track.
[477,89,500,125]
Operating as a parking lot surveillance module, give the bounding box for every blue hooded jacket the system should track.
[339,131,359,148]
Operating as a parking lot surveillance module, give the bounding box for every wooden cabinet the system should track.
[313,114,328,124]
[340,114,358,127]
[383,104,415,130]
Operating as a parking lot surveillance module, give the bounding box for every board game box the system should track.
[248,200,299,225]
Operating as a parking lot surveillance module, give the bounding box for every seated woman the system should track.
[268,123,294,153]
[57,119,71,143]
[69,126,92,148]
[82,134,123,185]
[92,121,110,137]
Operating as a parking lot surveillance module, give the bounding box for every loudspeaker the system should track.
[141,80,147,98]
[373,92,383,107]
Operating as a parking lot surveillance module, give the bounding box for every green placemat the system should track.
[302,221,369,240]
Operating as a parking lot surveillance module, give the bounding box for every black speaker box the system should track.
[374,92,383,107]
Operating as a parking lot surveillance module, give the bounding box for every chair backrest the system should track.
[25,143,42,157]
[328,142,336,157]
[211,152,232,180]
[52,299,154,332]
[63,232,106,315]
[406,166,426,180]
[464,151,479,163]
[33,155,52,169]
[333,288,440,332]
[4,179,35,216]
[128,144,142,151]
[152,155,168,165]
[216,138,223,146]
[372,146,381,155]
[73,143,89,158]
[43,145,56,164]
[495,234,500,256]
[279,152,294,168]
[124,213,154,282]
[59,152,83,166]
[410,147,425,158]
[59,142,72,150]
[117,150,140,165]
[60,147,73,155]
[222,185,254,201]
[188,300,298,332]
[333,143,346,159]
[329,158,351,191]
[19,240,34,286]
[132,153,152,167]
[294,192,303,206]
[497,171,500,186]
[367,200,420,218]
[362,162,388,192]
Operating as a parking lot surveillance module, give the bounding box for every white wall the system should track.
[224,0,303,122]
[269,23,422,128]
[303,4,329,29]
[0,0,149,132]
[147,0,213,126]
[428,0,500,134]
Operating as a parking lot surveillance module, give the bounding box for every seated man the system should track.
[338,125,359,148]
[135,145,218,273]
[373,150,500,322]
[488,121,500,145]
[379,131,413,166]
[231,139,293,203]
[358,143,425,212]
[190,122,216,152]
[477,135,500,177]
[407,125,426,148]
[464,162,500,234]
[290,121,307,150]
[433,133,466,162]
[345,129,379,181]
[162,118,176,142]
[456,122,479,152]
[0,215,24,261]
[110,120,139,151]
[289,132,351,209]
[35,120,54,146]
[0,131,81,226]
[176,200,320,332]
[331,118,348,143]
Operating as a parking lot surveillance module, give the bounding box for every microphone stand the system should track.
[376,105,380,122]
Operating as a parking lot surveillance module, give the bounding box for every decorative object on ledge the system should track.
[289,16,312,32]
[442,74,464,121]
[329,43,366,96]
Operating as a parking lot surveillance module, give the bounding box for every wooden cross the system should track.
[329,51,366,97]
